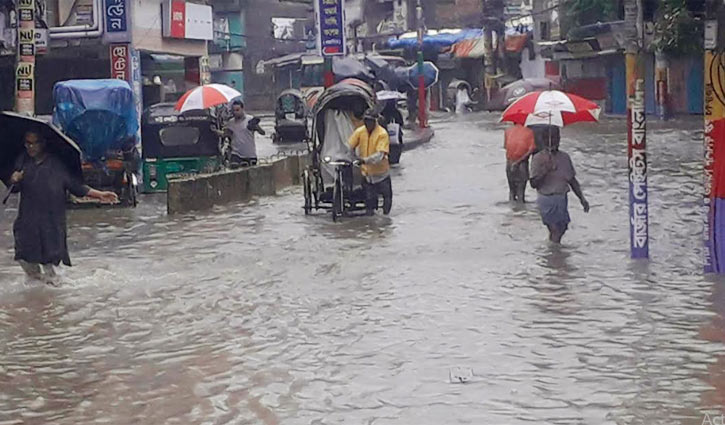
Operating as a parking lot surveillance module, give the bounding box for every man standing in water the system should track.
[10,131,119,285]
[224,100,265,168]
[349,111,393,215]
[529,126,589,243]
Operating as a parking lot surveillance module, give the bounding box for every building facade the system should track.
[529,0,703,116]
[0,0,212,115]
[238,0,311,110]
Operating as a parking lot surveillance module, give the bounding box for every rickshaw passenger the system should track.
[348,111,393,216]
[224,100,265,168]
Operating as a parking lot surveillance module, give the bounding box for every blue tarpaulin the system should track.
[387,29,483,50]
[52,79,139,161]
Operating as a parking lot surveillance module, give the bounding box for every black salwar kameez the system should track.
[12,154,89,266]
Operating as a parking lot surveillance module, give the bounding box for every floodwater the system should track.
[1,113,724,424]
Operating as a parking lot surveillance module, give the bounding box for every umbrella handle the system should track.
[2,184,14,205]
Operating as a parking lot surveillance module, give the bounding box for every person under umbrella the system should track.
[500,90,598,243]
[529,126,589,244]
[9,130,119,285]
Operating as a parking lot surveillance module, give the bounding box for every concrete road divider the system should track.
[168,155,306,214]
[166,131,433,214]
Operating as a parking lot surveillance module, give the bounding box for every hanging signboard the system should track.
[314,0,345,56]
[162,0,213,40]
[106,0,128,33]
[110,43,130,81]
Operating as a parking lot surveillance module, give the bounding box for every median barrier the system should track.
[167,155,305,214]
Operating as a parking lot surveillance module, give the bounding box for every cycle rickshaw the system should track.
[302,79,375,221]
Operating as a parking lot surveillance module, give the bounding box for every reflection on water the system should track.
[1,114,724,424]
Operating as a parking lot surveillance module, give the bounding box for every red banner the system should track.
[110,44,130,81]
[170,0,186,38]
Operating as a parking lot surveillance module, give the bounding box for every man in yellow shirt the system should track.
[349,110,393,215]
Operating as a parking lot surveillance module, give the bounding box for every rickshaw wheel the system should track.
[314,172,323,209]
[332,174,343,222]
[302,170,312,215]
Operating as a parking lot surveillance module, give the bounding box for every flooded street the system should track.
[2,113,725,424]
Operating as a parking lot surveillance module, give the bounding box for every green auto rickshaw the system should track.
[141,103,222,192]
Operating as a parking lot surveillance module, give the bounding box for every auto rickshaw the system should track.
[52,79,141,207]
[141,103,222,192]
[272,89,309,144]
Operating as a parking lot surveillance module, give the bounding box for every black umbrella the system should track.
[0,111,82,190]
[332,57,375,83]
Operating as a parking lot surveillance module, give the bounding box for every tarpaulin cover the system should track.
[52,79,139,161]
[451,38,487,58]
[387,29,483,50]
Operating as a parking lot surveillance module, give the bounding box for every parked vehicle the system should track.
[52,79,140,207]
[272,89,309,144]
[141,103,222,192]
[303,79,375,221]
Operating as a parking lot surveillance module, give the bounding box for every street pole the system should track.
[15,0,37,115]
[324,56,334,88]
[626,0,648,259]
[416,0,427,128]
[703,3,725,273]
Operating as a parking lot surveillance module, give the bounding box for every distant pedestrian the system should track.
[381,100,404,145]
[406,87,418,129]
[503,124,535,203]
[455,85,473,114]
[223,100,265,168]
[11,131,119,286]
[529,126,589,243]
[349,110,393,215]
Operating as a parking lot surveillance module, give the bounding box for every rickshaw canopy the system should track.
[312,79,375,184]
[142,103,220,159]
[52,79,139,161]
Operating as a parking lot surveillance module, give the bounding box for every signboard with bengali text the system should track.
[315,0,345,56]
[110,43,130,81]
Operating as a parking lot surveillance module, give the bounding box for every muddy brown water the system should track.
[1,113,724,424]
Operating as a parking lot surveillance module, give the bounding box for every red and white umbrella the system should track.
[500,90,600,127]
[175,84,242,112]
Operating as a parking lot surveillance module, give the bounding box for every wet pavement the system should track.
[1,112,725,424]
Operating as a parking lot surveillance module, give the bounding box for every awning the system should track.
[553,48,621,60]
[388,28,483,50]
[451,37,486,58]
[504,32,530,53]
[539,37,623,59]
[259,52,324,70]
[301,55,324,65]
[451,31,530,58]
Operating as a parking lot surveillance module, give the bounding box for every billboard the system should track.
[162,0,213,41]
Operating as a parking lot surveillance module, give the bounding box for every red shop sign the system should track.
[110,44,130,81]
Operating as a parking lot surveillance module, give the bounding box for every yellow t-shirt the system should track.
[348,125,390,177]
